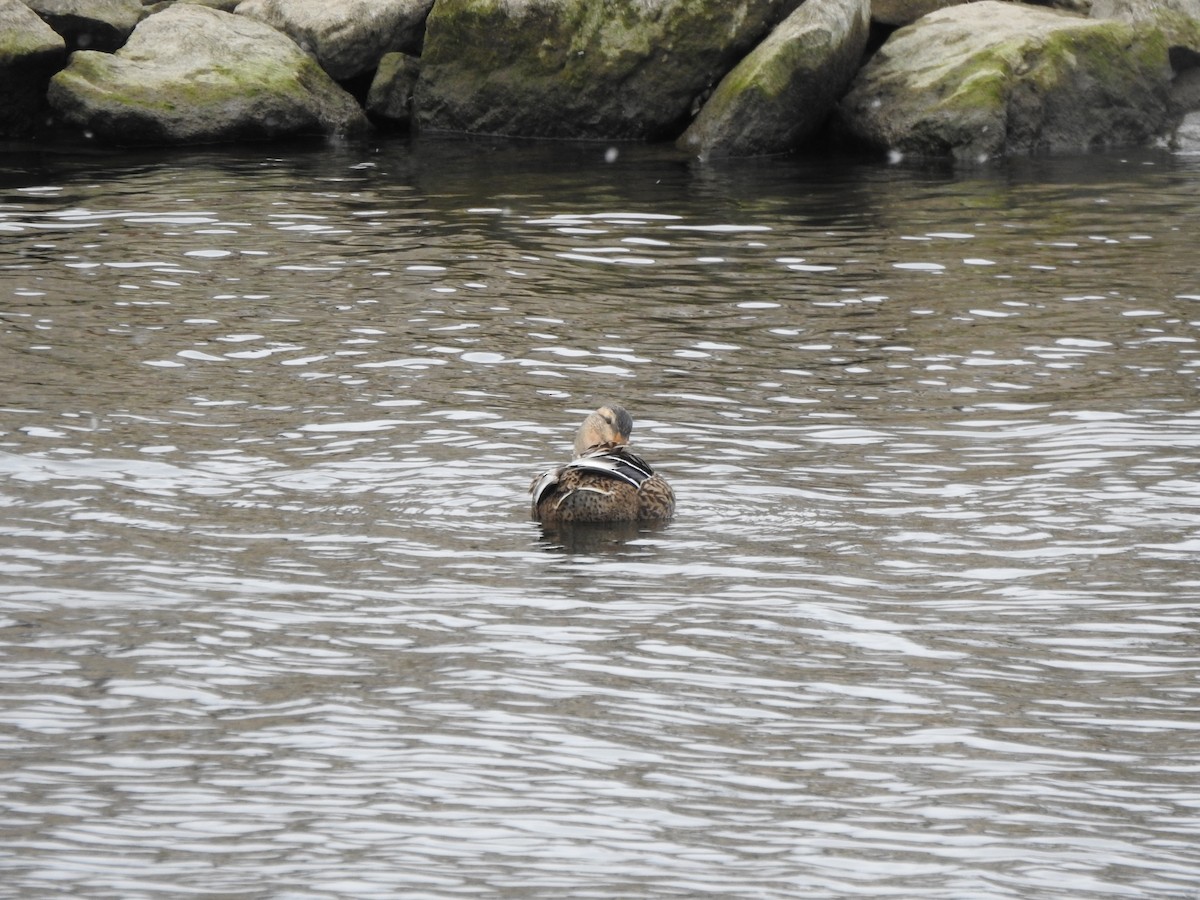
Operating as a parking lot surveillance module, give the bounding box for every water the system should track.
[1,139,1198,899]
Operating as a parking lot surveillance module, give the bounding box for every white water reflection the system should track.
[1,142,1199,899]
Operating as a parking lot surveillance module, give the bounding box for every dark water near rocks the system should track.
[1,138,1198,899]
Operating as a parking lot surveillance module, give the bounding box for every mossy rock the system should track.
[367,51,420,125]
[837,0,1173,160]
[47,3,368,144]
[678,0,871,157]
[416,0,794,140]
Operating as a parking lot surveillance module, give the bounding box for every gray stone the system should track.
[1173,108,1200,150]
[23,0,144,51]
[367,51,419,125]
[679,0,870,157]
[416,0,794,140]
[1092,0,1200,24]
[871,0,960,27]
[141,1,243,12]
[235,0,433,81]
[1170,63,1200,115]
[1091,0,1200,52]
[837,1,1173,161]
[1027,0,1093,12]
[47,4,369,145]
[0,0,65,136]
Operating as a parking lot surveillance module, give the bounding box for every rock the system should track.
[679,0,870,157]
[367,51,419,125]
[874,0,1095,23]
[142,1,242,12]
[836,1,1173,161]
[235,0,433,81]
[1174,108,1200,150]
[47,4,369,144]
[1092,0,1199,24]
[416,0,794,140]
[1028,0,1094,12]
[1091,0,1200,52]
[0,0,66,136]
[22,0,144,52]
[1171,57,1200,108]
[871,0,960,28]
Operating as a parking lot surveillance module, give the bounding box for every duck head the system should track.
[573,404,634,456]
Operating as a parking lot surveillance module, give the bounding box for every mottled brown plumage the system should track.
[530,405,675,524]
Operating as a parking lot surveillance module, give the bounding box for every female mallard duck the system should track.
[531,405,675,524]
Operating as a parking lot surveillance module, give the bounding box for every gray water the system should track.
[1,139,1198,899]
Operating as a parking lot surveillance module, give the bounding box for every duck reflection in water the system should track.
[536,518,673,554]
[530,405,675,527]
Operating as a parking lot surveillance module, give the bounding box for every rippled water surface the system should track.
[2,140,1199,899]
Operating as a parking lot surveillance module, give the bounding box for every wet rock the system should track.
[23,0,144,51]
[416,0,794,140]
[47,4,369,145]
[0,0,66,136]
[235,0,433,81]
[367,52,420,126]
[836,1,1173,161]
[679,0,870,157]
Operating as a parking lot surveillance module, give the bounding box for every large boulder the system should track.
[47,4,369,145]
[679,0,870,157]
[235,0,433,81]
[1,0,66,136]
[416,0,795,140]
[836,1,1173,160]
[23,0,144,51]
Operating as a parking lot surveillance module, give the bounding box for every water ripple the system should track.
[1,145,1198,899]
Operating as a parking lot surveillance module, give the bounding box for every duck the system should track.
[530,404,675,524]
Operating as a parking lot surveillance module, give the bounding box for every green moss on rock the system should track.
[837,1,1173,160]
[417,0,790,139]
[47,3,368,144]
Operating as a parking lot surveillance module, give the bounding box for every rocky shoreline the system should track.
[3,0,1200,160]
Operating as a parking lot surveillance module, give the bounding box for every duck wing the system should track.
[530,446,657,510]
[571,445,655,485]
